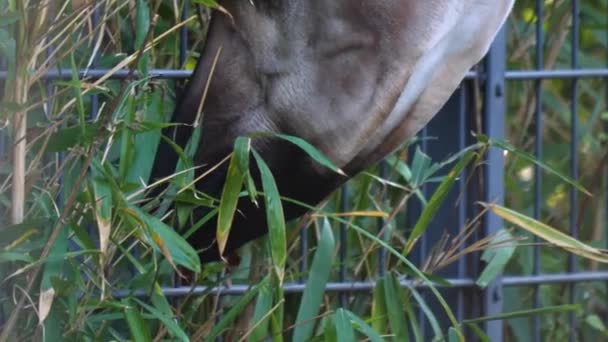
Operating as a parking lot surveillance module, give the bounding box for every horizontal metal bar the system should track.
[113,271,608,298]
[0,69,192,80]
[5,68,608,82]
[505,69,608,80]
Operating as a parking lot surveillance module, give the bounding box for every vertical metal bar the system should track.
[90,5,102,120]
[457,85,467,323]
[339,186,348,307]
[482,25,507,342]
[179,0,188,67]
[568,1,579,341]
[533,1,544,341]
[417,127,428,341]
[299,228,308,283]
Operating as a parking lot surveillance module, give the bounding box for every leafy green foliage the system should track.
[1,0,606,341]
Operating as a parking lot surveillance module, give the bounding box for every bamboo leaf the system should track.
[216,138,250,256]
[404,150,477,254]
[249,279,274,341]
[253,150,287,280]
[293,218,335,342]
[477,230,516,288]
[134,298,189,342]
[127,207,201,272]
[485,204,608,263]
[383,274,408,341]
[479,136,591,196]
[345,310,384,342]
[334,309,356,342]
[462,304,581,324]
[273,133,345,176]
[371,278,387,334]
[204,279,267,342]
[123,300,152,342]
[91,166,112,256]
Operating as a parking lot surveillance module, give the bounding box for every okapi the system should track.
[151,0,515,263]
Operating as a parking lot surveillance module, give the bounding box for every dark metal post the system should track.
[482,25,507,341]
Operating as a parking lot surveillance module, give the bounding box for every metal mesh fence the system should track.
[1,1,607,341]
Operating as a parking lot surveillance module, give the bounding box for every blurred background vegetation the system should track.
[0,0,606,341]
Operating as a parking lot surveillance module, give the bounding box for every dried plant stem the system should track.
[10,77,27,225]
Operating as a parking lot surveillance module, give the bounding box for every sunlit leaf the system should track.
[485,204,608,263]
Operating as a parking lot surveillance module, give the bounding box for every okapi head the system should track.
[151,0,515,263]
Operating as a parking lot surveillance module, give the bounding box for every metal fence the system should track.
[1,1,608,341]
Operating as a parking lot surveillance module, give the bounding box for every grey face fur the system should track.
[151,0,515,262]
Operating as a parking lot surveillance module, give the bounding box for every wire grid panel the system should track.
[1,1,608,341]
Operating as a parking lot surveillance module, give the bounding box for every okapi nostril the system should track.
[150,0,515,263]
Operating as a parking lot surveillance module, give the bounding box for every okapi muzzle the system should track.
[151,0,515,262]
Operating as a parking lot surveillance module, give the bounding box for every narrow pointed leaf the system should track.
[346,310,384,342]
[477,230,515,288]
[486,204,608,263]
[216,138,250,256]
[404,151,476,254]
[274,133,345,176]
[481,136,591,196]
[293,219,335,342]
[383,274,408,341]
[253,150,287,278]
[335,309,355,342]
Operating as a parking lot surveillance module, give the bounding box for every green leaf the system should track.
[126,93,165,188]
[134,298,189,342]
[0,252,34,263]
[293,218,336,342]
[128,206,201,273]
[410,146,433,187]
[191,0,220,8]
[253,150,287,279]
[465,323,491,342]
[383,274,408,341]
[269,273,285,342]
[476,230,515,288]
[204,278,267,342]
[482,136,591,196]
[486,204,608,263]
[405,283,442,341]
[135,0,150,48]
[371,278,387,334]
[462,304,581,324]
[91,164,113,256]
[149,283,174,323]
[332,216,463,340]
[345,310,384,342]
[323,315,337,342]
[250,280,274,341]
[37,123,102,152]
[448,327,460,342]
[404,150,477,254]
[585,314,608,334]
[0,29,16,64]
[273,133,345,176]
[216,138,249,256]
[334,309,356,342]
[123,300,152,342]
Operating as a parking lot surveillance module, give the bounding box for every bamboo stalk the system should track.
[10,77,26,224]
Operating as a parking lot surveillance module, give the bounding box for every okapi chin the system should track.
[150,0,515,263]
